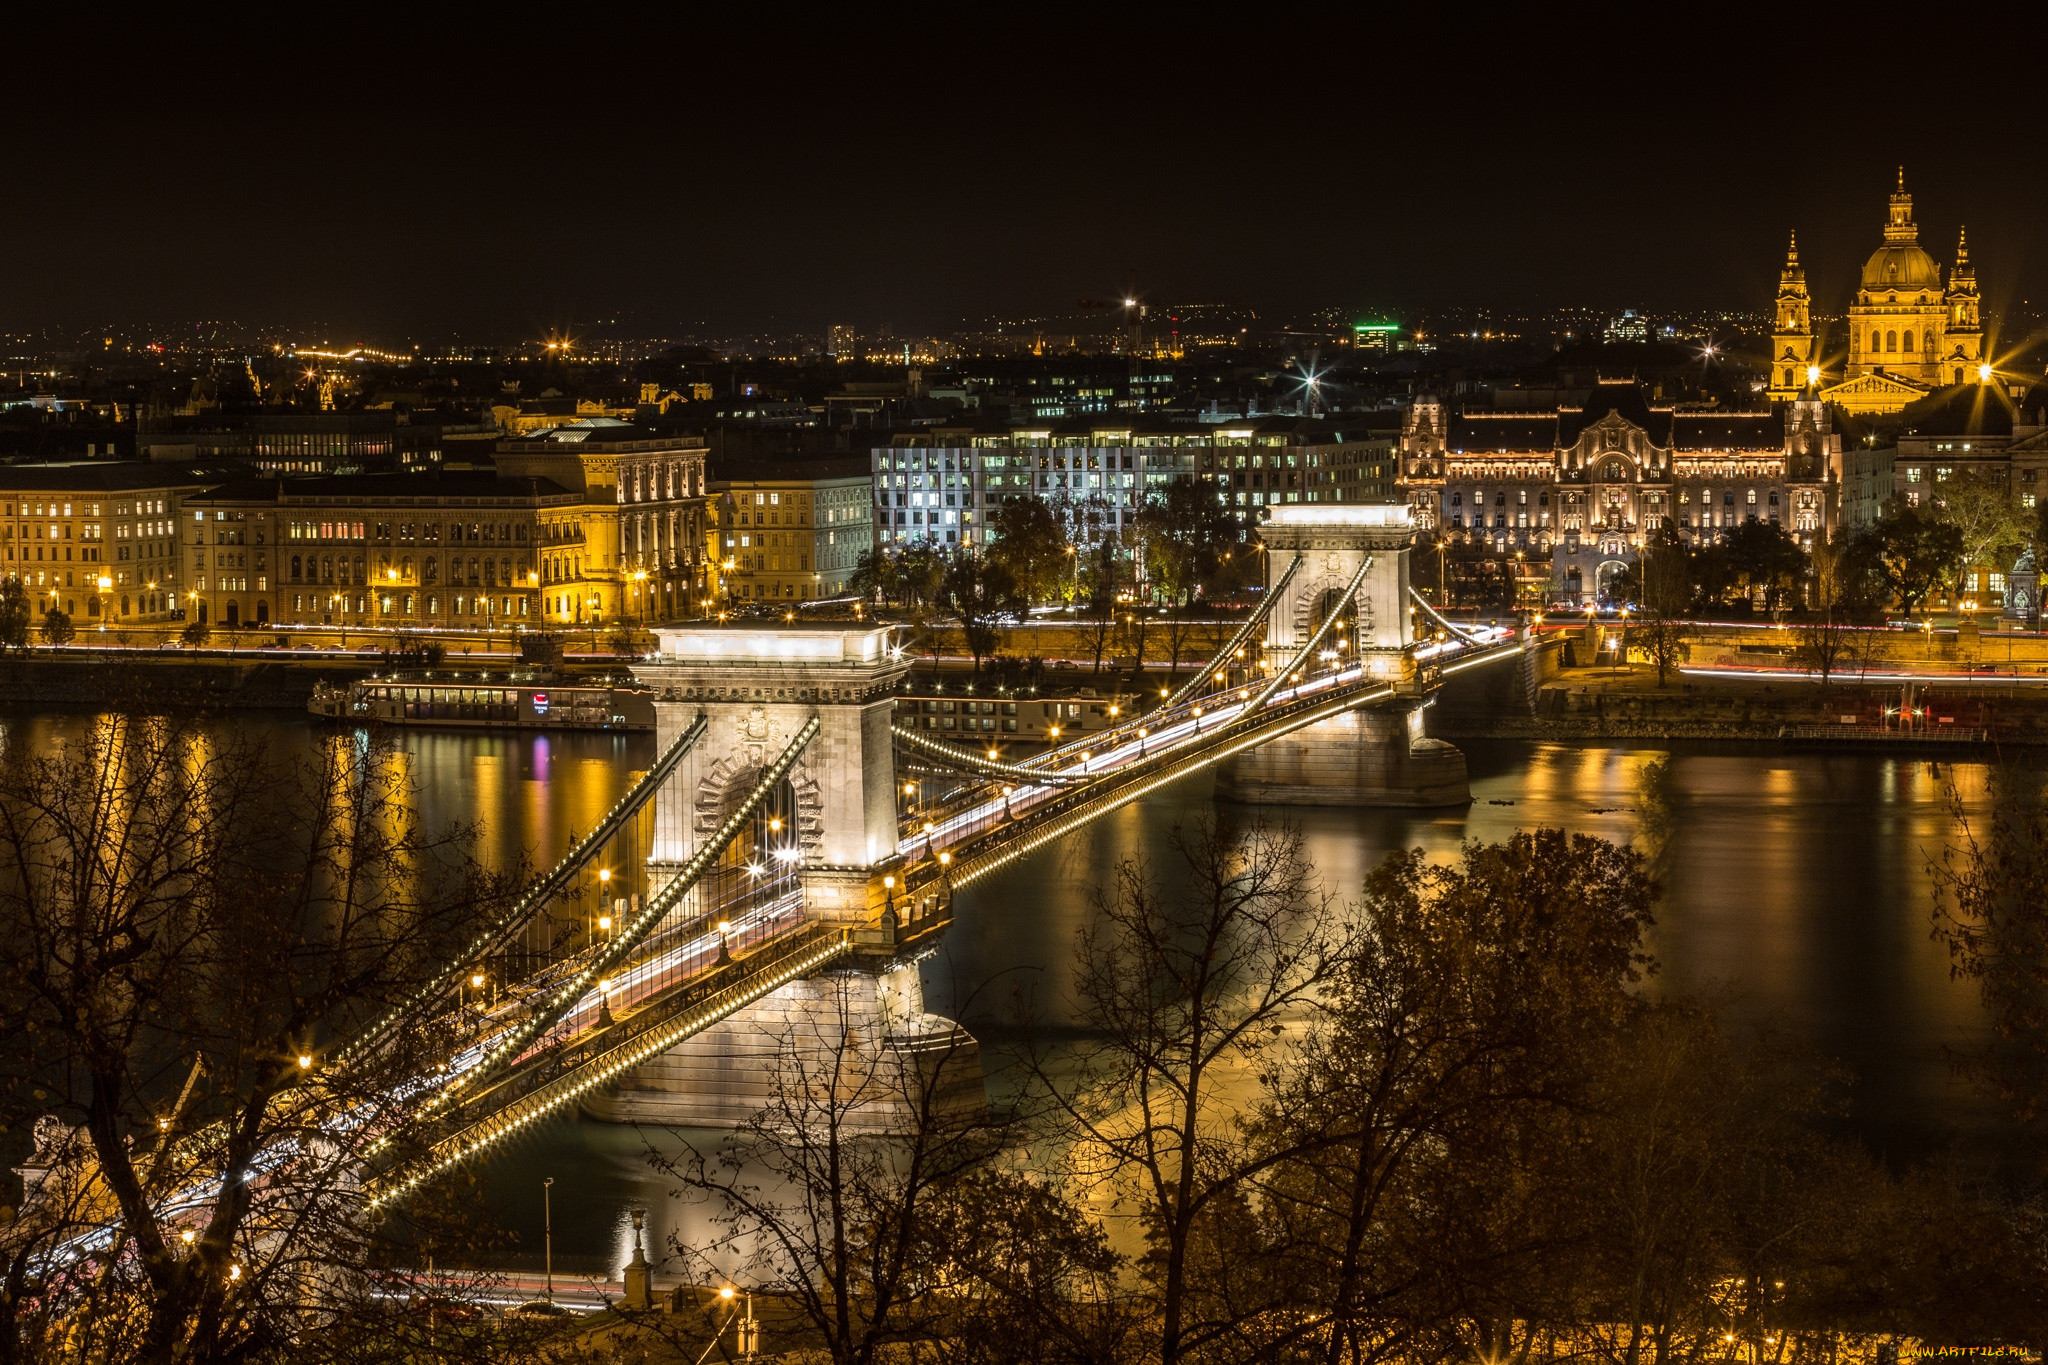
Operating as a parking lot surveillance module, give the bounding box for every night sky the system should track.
[8,17,2047,338]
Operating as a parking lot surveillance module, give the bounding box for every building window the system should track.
[1903,329,1915,352]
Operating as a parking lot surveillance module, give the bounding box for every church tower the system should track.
[1767,231,1820,402]
[1944,227,1984,385]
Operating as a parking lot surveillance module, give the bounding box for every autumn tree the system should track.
[850,547,900,607]
[655,977,1117,1365]
[986,498,1072,607]
[942,555,1025,673]
[1628,526,1693,685]
[1932,470,2032,588]
[1853,500,1964,618]
[1251,830,1656,1365]
[38,607,74,646]
[1076,540,1120,676]
[1794,532,1867,684]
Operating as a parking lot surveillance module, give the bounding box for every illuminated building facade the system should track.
[0,463,209,623]
[181,473,566,630]
[496,419,710,625]
[872,418,1396,552]
[1402,381,1839,603]
[709,463,873,605]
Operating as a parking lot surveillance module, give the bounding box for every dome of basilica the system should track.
[1861,241,1942,293]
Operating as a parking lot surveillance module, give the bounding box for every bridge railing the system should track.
[895,637,1523,896]
[382,716,821,1139]
[337,712,708,1072]
[368,920,854,1205]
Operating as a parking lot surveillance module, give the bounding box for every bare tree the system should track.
[1794,533,1857,685]
[0,715,522,1364]
[655,973,1106,1365]
[1929,766,2048,1121]
[1030,817,1347,1365]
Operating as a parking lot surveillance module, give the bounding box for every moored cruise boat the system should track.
[308,672,655,731]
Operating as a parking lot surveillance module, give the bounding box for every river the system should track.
[0,713,2023,1277]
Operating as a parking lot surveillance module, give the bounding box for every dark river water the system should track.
[2,713,2023,1277]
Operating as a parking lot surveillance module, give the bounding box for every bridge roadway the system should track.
[361,613,1516,1201]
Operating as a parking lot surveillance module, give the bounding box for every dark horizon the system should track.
[7,18,2047,341]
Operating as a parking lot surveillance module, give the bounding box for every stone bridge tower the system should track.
[1216,503,1469,807]
[596,624,981,1129]
[636,624,908,921]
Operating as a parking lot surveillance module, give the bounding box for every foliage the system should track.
[1249,830,1655,1363]
[1794,532,1874,683]
[1933,470,2032,578]
[1133,481,1234,610]
[38,608,74,646]
[897,545,947,613]
[0,579,30,651]
[986,498,1073,606]
[1853,500,1965,617]
[1076,540,1120,675]
[656,976,1028,1365]
[850,547,900,606]
[1694,520,1807,613]
[1440,540,1516,612]
[1929,766,2048,1122]
[942,555,1025,672]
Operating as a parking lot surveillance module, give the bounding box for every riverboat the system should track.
[308,672,655,731]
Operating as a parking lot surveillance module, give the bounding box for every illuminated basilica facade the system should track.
[1770,171,1984,415]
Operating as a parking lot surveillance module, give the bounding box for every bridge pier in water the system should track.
[594,624,984,1129]
[1218,503,1472,808]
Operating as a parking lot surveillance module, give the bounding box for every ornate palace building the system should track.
[1772,171,1985,415]
[1402,382,1839,602]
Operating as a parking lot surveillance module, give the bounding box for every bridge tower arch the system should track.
[1218,503,1471,807]
[599,624,980,1129]
[636,624,908,922]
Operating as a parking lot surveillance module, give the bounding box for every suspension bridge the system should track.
[20,503,1526,1240]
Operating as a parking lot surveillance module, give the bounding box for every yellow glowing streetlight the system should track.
[1805,364,1821,388]
[1978,362,1994,383]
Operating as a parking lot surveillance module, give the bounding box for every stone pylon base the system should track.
[1215,705,1470,807]
[579,964,984,1131]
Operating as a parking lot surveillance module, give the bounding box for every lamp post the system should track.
[542,1177,555,1304]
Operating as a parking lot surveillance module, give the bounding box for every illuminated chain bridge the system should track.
[33,505,1525,1243]
[350,503,1518,1203]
